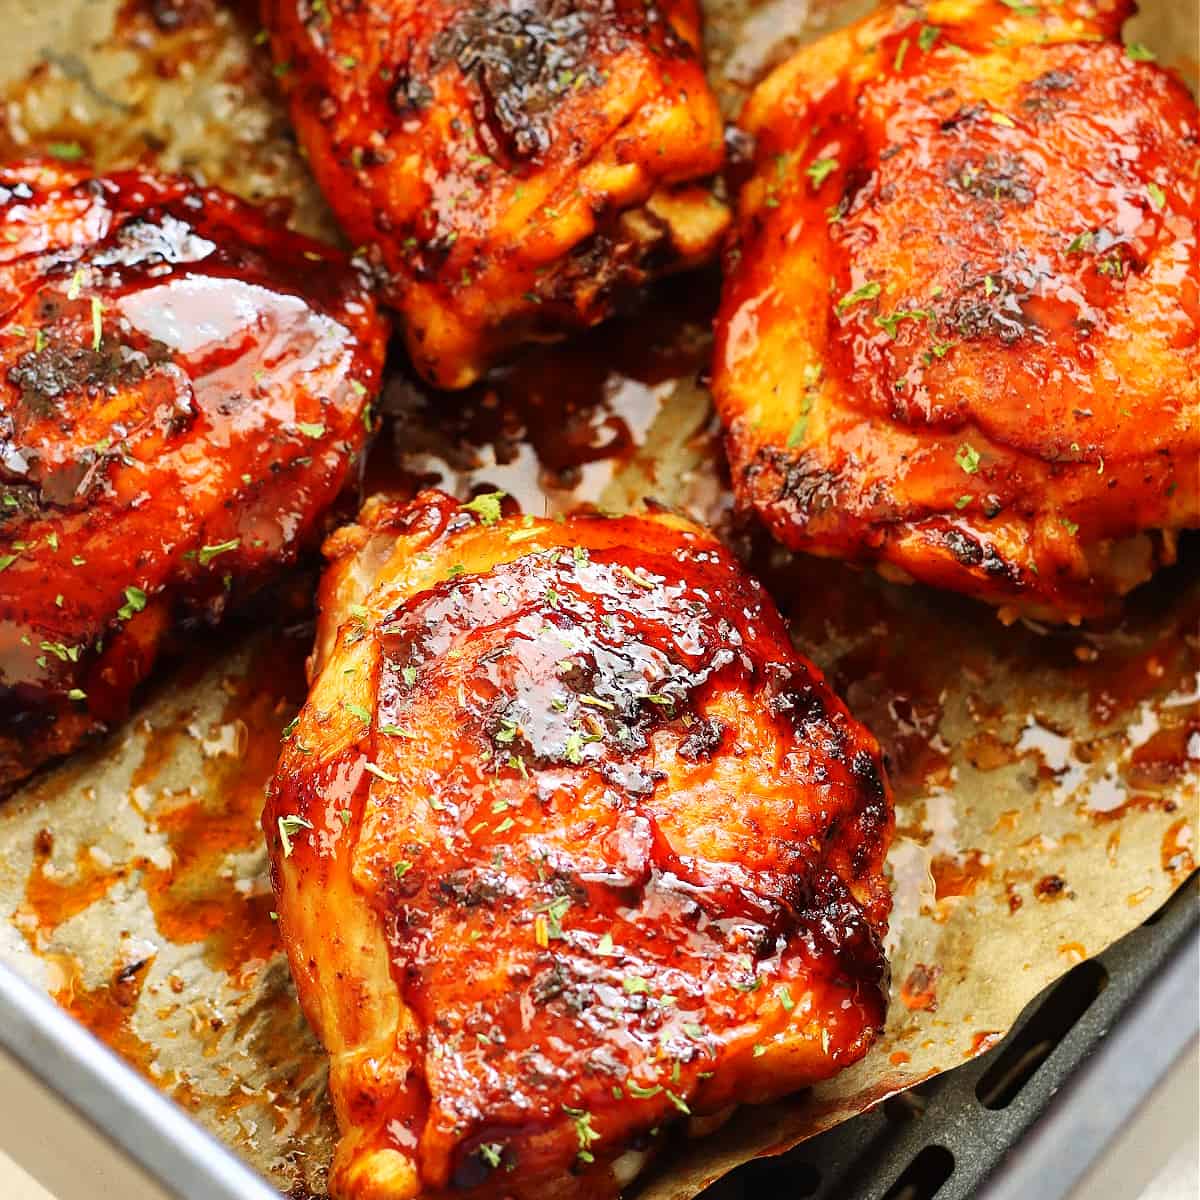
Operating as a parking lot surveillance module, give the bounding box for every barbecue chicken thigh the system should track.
[713,0,1199,623]
[265,489,892,1200]
[0,160,387,789]
[262,0,728,389]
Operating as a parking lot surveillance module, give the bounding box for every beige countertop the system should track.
[0,1051,167,1200]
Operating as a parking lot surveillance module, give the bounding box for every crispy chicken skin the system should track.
[713,0,1199,623]
[0,160,388,789]
[262,0,729,389]
[265,489,892,1199]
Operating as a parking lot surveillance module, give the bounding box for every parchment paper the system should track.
[0,1,1196,1196]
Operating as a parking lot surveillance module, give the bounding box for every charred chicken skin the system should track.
[262,0,729,389]
[713,0,1199,623]
[0,160,388,790]
[265,489,892,1199]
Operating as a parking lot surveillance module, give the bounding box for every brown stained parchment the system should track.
[0,1,1197,1197]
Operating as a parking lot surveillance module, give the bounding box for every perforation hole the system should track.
[880,1145,955,1200]
[762,1160,821,1196]
[975,959,1108,1110]
[697,1153,820,1198]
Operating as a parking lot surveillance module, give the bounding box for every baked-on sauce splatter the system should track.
[137,655,305,983]
[967,1031,1002,1059]
[14,632,306,1089]
[931,850,992,904]
[898,963,941,1013]
[17,829,125,936]
[1162,818,1196,878]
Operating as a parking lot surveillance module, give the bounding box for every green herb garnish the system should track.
[277,813,313,858]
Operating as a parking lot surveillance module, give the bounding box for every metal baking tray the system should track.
[1,874,1193,1200]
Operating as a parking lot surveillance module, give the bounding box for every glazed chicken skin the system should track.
[265,489,892,1199]
[262,0,728,389]
[713,0,1199,623]
[0,160,387,789]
